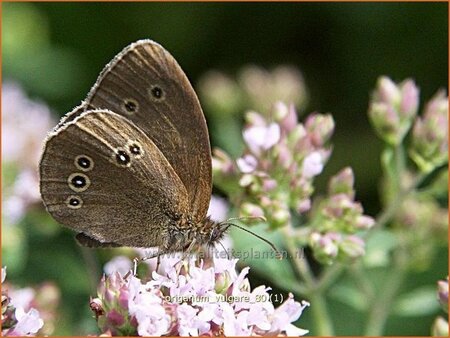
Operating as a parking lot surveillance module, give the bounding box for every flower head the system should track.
[92,257,309,336]
[1,266,45,337]
[215,104,334,229]
[410,90,448,172]
[368,76,419,145]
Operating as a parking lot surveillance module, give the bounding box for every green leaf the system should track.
[329,284,368,311]
[363,230,398,268]
[230,223,298,291]
[393,286,440,317]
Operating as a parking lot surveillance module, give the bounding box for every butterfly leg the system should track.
[180,239,197,262]
[155,255,161,273]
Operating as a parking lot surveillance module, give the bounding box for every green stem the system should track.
[283,227,315,286]
[349,262,375,301]
[364,251,408,335]
[282,227,335,335]
[394,144,406,190]
[370,171,426,234]
[309,292,335,336]
[316,263,344,292]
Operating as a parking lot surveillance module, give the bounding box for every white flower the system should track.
[3,170,41,223]
[2,82,55,169]
[302,151,323,178]
[13,307,44,336]
[246,286,274,330]
[207,195,229,222]
[128,277,171,336]
[2,266,7,283]
[236,154,258,173]
[270,295,310,335]
[231,266,250,296]
[243,123,281,155]
[189,266,215,296]
[222,302,252,336]
[103,256,133,276]
[95,258,309,336]
[9,287,35,310]
[177,303,211,336]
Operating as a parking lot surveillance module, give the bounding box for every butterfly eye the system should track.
[126,140,144,160]
[75,155,94,171]
[123,99,139,114]
[115,149,131,167]
[68,173,91,192]
[150,85,164,100]
[66,195,83,209]
[129,143,141,155]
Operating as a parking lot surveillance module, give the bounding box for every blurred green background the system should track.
[2,2,447,336]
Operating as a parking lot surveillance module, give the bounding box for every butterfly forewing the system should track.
[40,109,190,247]
[84,40,212,223]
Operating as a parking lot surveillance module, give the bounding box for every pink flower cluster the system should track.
[92,257,309,336]
[2,82,56,224]
[212,101,374,264]
[1,267,44,337]
[214,102,334,229]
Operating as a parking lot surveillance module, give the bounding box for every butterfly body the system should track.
[39,40,225,253]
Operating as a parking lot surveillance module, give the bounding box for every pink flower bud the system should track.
[296,199,311,213]
[355,215,375,230]
[399,79,419,118]
[277,103,298,133]
[240,203,265,218]
[437,278,448,313]
[329,167,355,196]
[377,76,400,104]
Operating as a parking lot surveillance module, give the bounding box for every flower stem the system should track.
[364,250,408,335]
[282,226,335,335]
[316,263,343,292]
[309,292,335,336]
[370,171,426,234]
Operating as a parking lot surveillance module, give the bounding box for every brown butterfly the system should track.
[40,40,277,257]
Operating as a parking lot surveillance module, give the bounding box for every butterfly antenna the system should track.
[225,215,267,223]
[223,222,282,259]
[217,240,231,259]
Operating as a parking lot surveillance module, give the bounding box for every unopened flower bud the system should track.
[355,215,375,230]
[305,114,335,147]
[400,79,419,118]
[197,71,242,116]
[296,199,311,213]
[410,90,448,172]
[276,103,298,133]
[437,278,448,313]
[271,204,290,228]
[310,232,340,264]
[239,174,254,187]
[212,148,235,176]
[369,76,419,145]
[262,178,277,192]
[329,167,355,197]
[240,203,264,218]
[431,316,449,337]
[339,235,365,260]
